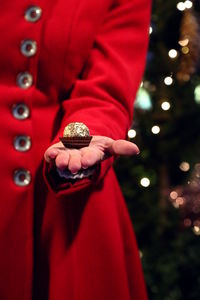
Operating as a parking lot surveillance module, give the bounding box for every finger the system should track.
[68,149,82,174]
[44,142,65,163]
[110,140,140,156]
[55,151,70,170]
[80,147,103,168]
[44,148,61,163]
[90,136,139,156]
[90,136,113,151]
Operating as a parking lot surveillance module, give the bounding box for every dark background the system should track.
[115,1,200,299]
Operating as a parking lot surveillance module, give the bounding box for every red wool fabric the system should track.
[0,0,151,299]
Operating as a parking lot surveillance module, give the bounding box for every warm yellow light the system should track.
[182,46,189,54]
[168,49,178,58]
[178,38,189,47]
[161,101,171,111]
[149,26,153,35]
[177,2,185,11]
[179,162,190,172]
[185,0,193,9]
[151,125,160,134]
[170,191,178,200]
[193,226,200,235]
[164,76,173,85]
[140,177,150,187]
[128,129,136,138]
[173,202,179,208]
[176,197,185,206]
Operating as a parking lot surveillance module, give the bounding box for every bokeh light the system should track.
[128,129,137,138]
[151,125,160,134]
[140,177,150,187]
[161,101,171,111]
[164,76,173,85]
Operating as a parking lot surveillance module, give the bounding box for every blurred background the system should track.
[115,0,200,299]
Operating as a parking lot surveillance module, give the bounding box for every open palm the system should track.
[44,136,140,174]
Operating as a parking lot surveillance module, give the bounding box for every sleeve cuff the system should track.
[43,156,114,197]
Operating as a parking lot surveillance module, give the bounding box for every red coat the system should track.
[0,0,151,299]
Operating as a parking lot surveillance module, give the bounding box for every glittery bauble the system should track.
[63,122,90,138]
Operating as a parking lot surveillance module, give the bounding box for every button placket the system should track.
[13,6,43,187]
[16,72,33,89]
[14,136,31,152]
[14,169,31,187]
[21,39,37,57]
[24,6,42,23]
[12,103,30,120]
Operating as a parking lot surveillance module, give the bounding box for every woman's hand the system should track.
[44,136,139,174]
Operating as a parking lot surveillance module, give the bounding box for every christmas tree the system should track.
[115,1,200,299]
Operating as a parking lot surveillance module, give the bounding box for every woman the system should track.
[0,0,151,299]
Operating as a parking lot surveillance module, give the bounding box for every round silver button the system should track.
[14,169,31,187]
[16,72,33,89]
[14,136,31,152]
[24,6,42,23]
[21,40,37,57]
[12,104,30,120]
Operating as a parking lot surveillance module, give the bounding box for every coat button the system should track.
[24,6,42,23]
[14,136,31,152]
[14,169,31,187]
[12,104,30,120]
[16,72,33,89]
[21,40,37,57]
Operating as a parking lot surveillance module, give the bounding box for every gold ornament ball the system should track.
[63,122,90,138]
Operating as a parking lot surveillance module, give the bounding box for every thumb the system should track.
[110,140,140,156]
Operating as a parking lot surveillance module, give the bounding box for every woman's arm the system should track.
[43,0,152,194]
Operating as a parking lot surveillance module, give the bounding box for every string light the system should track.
[193,226,200,235]
[172,197,185,208]
[151,125,160,134]
[179,162,190,172]
[177,1,193,11]
[172,201,179,208]
[128,129,136,138]
[184,0,193,9]
[177,2,186,11]
[164,76,173,85]
[161,101,171,111]
[168,49,178,59]
[194,85,200,103]
[149,26,153,35]
[176,197,185,206]
[170,191,178,200]
[140,177,150,187]
[178,38,189,47]
[135,87,152,110]
[181,46,189,54]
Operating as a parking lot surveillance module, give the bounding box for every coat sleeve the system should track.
[43,0,152,196]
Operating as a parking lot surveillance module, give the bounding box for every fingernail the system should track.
[71,171,78,175]
[136,150,140,155]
